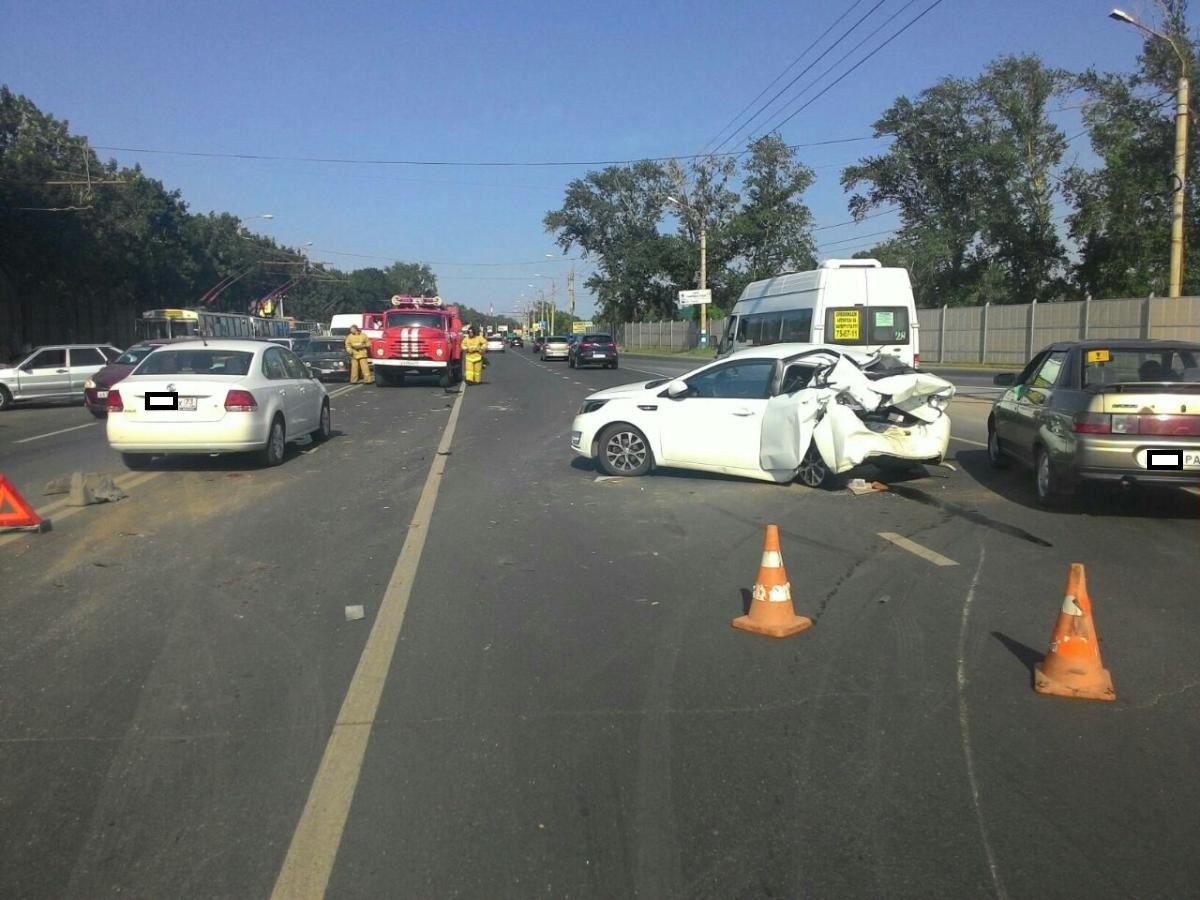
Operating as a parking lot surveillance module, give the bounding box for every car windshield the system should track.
[1082,347,1200,388]
[306,340,343,354]
[384,312,443,329]
[112,344,159,366]
[135,349,253,377]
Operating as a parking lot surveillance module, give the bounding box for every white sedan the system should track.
[485,334,507,352]
[570,344,955,486]
[106,339,331,468]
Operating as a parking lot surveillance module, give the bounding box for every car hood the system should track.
[89,363,137,389]
[584,378,671,402]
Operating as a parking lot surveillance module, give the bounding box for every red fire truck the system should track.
[369,295,463,387]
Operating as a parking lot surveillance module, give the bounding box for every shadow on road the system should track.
[992,631,1044,676]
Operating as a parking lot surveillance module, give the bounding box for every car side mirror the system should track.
[993,373,1016,386]
[666,379,690,398]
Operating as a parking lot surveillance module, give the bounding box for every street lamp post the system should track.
[667,196,708,346]
[1111,8,1190,297]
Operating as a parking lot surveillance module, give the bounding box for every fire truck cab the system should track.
[369,295,463,387]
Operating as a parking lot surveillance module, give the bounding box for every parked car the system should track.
[571,344,954,484]
[988,339,1200,504]
[508,335,524,349]
[541,335,571,361]
[0,344,123,411]
[485,334,507,353]
[568,333,619,370]
[531,336,546,353]
[84,339,190,418]
[301,336,351,381]
[106,339,330,469]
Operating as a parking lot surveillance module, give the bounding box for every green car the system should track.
[987,339,1200,504]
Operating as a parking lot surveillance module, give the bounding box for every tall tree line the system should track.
[0,86,437,356]
[546,4,1199,317]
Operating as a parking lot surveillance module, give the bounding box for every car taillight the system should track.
[1138,415,1200,437]
[224,389,257,412]
[107,389,124,412]
[1072,413,1111,434]
[581,342,592,349]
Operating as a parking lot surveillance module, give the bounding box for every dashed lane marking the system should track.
[14,423,96,444]
[950,435,987,448]
[877,532,958,567]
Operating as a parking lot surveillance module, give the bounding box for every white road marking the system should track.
[950,435,988,448]
[326,384,361,399]
[877,532,958,567]
[955,546,1008,899]
[14,423,96,444]
[270,382,466,900]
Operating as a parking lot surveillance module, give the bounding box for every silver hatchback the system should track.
[0,344,123,410]
[540,335,571,361]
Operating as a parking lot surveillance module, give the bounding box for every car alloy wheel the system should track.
[314,402,331,441]
[598,424,651,476]
[987,423,1008,468]
[797,445,830,488]
[1035,447,1058,505]
[260,416,286,467]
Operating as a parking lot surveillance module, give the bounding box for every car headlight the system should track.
[84,378,96,389]
[579,399,609,415]
[927,394,949,411]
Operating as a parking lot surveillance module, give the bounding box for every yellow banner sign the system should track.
[1086,349,1111,364]
[833,310,861,341]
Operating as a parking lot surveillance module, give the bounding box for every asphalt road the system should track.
[1,352,1198,899]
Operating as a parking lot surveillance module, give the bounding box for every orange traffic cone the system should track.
[1034,563,1115,702]
[732,524,813,639]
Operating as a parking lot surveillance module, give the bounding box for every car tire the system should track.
[987,421,1009,468]
[597,423,652,477]
[568,356,575,368]
[609,361,618,370]
[314,401,331,442]
[0,386,12,411]
[259,415,286,468]
[121,452,152,470]
[1034,446,1061,506]
[796,445,832,489]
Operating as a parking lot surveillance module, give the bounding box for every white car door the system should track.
[657,359,776,471]
[262,347,305,433]
[280,349,319,433]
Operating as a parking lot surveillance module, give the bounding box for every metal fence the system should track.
[612,320,699,351]
[919,296,1200,365]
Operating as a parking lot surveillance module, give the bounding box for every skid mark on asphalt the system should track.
[885,483,1053,547]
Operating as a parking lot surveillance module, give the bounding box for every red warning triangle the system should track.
[0,475,43,528]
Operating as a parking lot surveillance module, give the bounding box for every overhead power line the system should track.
[88,136,878,170]
[700,0,871,155]
[760,0,948,135]
[710,0,891,156]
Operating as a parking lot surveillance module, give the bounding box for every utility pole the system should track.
[550,282,557,335]
[568,265,576,319]
[699,222,708,347]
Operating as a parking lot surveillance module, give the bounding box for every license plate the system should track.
[96,390,108,399]
[592,353,606,358]
[1137,448,1200,470]
[179,397,197,411]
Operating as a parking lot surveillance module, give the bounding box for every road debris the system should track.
[345,605,366,621]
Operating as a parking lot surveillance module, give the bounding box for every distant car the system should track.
[301,336,350,381]
[0,343,123,411]
[568,333,619,370]
[106,339,331,469]
[988,339,1200,504]
[84,339,191,418]
[571,344,953,484]
[485,334,506,353]
[508,335,524,349]
[541,335,571,361]
[269,336,311,355]
[531,336,546,353]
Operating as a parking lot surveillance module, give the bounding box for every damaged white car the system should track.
[569,344,955,486]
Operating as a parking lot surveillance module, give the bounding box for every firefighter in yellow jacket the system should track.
[345,325,373,384]
[461,326,488,385]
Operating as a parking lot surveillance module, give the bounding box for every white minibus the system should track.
[715,259,921,366]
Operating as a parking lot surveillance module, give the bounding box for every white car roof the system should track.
[721,342,876,364]
[150,339,275,352]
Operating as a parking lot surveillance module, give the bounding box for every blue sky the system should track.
[3,0,1166,319]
